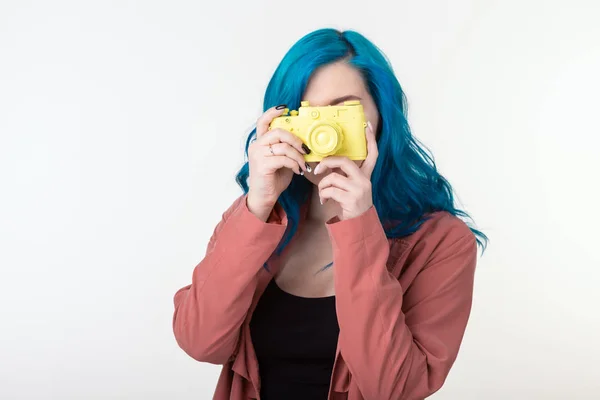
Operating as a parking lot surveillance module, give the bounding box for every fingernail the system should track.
[314,164,321,175]
[275,104,287,110]
[302,144,311,154]
[367,121,373,132]
[300,171,304,176]
[305,163,312,173]
[319,197,323,205]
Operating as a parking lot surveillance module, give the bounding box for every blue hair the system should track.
[236,28,488,256]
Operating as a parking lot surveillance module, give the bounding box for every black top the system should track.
[249,278,340,400]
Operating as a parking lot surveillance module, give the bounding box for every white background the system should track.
[1,0,599,399]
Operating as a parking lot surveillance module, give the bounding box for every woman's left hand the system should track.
[315,121,379,220]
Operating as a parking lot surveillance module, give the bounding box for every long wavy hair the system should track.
[236,28,488,255]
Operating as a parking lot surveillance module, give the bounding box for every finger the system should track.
[360,121,379,177]
[313,156,361,178]
[256,105,288,138]
[319,186,351,205]
[259,128,307,155]
[318,172,356,193]
[264,155,302,175]
[268,143,308,172]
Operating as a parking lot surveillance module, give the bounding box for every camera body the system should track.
[269,100,367,162]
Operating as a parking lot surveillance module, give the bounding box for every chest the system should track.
[273,221,335,297]
[232,236,412,399]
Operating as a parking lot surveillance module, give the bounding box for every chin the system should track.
[303,164,344,186]
[303,171,326,186]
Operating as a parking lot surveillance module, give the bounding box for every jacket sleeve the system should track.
[172,195,287,364]
[326,206,478,400]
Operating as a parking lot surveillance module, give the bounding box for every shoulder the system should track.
[388,211,477,277]
[413,211,475,245]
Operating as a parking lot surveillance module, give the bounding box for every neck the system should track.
[306,186,341,223]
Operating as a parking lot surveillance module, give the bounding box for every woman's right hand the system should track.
[246,105,310,221]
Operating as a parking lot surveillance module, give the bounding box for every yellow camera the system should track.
[268,100,367,162]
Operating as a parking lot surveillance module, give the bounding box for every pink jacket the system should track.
[172,195,478,400]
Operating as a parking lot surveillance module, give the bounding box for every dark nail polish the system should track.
[302,144,311,154]
[275,104,287,110]
[305,163,312,173]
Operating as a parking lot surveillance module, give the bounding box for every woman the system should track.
[172,28,487,400]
